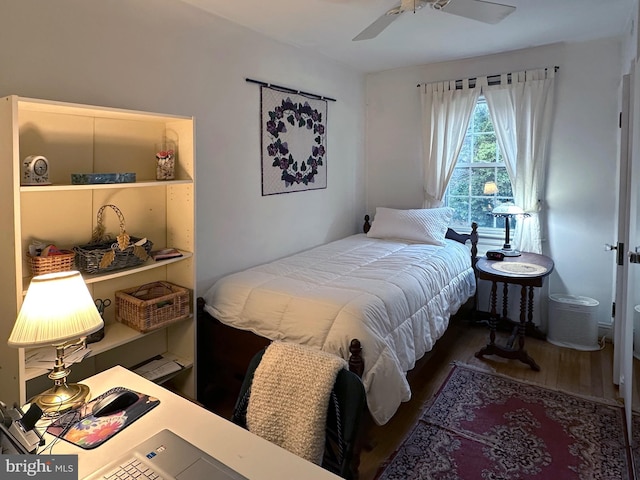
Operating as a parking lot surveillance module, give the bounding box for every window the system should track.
[444,98,515,232]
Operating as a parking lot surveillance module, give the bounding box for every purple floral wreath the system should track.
[265,97,325,187]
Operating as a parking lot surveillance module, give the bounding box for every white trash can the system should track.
[548,294,600,351]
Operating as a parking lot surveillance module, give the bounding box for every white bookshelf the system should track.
[0,95,196,405]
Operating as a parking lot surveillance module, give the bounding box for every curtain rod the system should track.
[246,78,336,102]
[416,66,560,88]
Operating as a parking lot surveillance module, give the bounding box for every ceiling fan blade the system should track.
[353,11,401,41]
[439,0,515,24]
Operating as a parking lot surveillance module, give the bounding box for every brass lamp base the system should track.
[34,382,91,414]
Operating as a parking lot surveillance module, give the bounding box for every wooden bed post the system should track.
[348,339,364,377]
[470,221,479,267]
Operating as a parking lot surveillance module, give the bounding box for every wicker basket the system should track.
[74,204,153,274]
[115,281,190,333]
[27,250,76,276]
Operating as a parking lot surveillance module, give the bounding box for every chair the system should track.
[231,348,367,480]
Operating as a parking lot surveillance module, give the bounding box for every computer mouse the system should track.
[92,390,139,417]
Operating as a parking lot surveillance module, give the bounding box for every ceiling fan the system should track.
[353,0,516,41]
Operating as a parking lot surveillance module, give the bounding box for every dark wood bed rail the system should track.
[447,221,479,267]
[196,297,366,378]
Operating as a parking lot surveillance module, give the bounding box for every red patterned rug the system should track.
[376,364,633,480]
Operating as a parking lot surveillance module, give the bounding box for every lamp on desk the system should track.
[8,271,104,415]
[490,203,530,257]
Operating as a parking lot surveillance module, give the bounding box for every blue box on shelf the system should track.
[71,173,136,185]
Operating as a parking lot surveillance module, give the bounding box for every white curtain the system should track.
[482,68,556,253]
[420,79,481,208]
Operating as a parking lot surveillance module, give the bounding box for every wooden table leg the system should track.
[475,283,540,371]
[516,285,540,371]
[502,282,509,320]
[525,285,547,340]
[489,280,497,345]
[475,281,500,360]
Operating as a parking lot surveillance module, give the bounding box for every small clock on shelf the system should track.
[21,155,50,186]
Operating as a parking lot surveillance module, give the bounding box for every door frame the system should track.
[615,65,637,442]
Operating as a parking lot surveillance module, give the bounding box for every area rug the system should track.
[376,364,633,480]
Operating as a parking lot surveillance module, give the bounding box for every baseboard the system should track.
[598,321,613,341]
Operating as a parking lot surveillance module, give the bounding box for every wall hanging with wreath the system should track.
[260,86,328,195]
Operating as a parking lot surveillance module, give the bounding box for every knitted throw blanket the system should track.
[246,341,347,465]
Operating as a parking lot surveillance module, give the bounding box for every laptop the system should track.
[84,429,248,480]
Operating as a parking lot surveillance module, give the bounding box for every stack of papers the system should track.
[26,345,91,369]
[134,357,183,381]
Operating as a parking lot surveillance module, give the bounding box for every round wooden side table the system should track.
[474,252,554,371]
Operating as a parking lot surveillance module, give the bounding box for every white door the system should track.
[627,60,640,439]
[614,64,640,442]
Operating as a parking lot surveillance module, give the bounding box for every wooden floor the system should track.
[357,311,621,480]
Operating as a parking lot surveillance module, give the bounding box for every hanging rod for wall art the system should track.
[416,66,560,89]
[246,78,337,102]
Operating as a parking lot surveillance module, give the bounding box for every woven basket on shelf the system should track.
[27,250,76,276]
[115,281,191,333]
[74,204,153,274]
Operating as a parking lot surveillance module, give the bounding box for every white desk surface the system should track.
[40,365,341,480]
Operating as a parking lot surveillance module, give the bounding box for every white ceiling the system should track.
[177,0,635,73]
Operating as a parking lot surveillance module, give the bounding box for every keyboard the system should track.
[101,457,165,480]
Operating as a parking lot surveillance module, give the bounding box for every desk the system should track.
[474,252,554,371]
[39,366,341,480]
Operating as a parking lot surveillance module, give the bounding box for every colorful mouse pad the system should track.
[46,387,160,449]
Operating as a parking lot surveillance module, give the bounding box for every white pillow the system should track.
[367,207,454,246]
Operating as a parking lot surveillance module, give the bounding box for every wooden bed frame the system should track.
[196,219,478,409]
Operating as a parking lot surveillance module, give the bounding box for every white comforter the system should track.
[203,234,476,425]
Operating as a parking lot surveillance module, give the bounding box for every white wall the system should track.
[365,38,624,329]
[1,1,624,330]
[0,0,366,296]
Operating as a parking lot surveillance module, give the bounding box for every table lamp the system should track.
[483,181,499,195]
[8,271,104,414]
[490,203,530,257]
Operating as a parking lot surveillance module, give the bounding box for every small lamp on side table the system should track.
[483,181,499,195]
[490,203,530,257]
[8,271,104,415]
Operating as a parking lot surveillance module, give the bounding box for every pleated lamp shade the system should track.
[492,203,526,216]
[483,181,498,195]
[8,271,104,347]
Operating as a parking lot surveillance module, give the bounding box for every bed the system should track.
[197,207,478,426]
